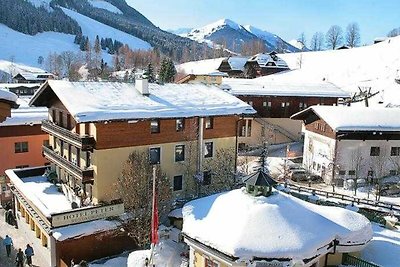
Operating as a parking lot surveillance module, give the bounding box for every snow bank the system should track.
[31,80,256,123]
[127,239,187,267]
[182,188,372,260]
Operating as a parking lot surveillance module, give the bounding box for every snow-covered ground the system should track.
[279,36,400,106]
[88,0,123,14]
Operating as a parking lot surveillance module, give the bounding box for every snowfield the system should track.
[88,0,123,14]
[60,8,151,51]
[279,36,400,106]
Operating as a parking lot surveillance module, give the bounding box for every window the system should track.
[203,171,211,185]
[173,175,183,191]
[76,148,80,167]
[205,258,219,267]
[15,142,28,153]
[149,147,161,164]
[205,117,213,129]
[150,120,160,133]
[370,147,380,156]
[368,170,374,177]
[176,118,184,132]
[43,140,49,147]
[390,170,397,176]
[391,147,400,156]
[15,165,29,169]
[175,145,185,162]
[338,170,346,175]
[263,101,272,108]
[204,142,213,158]
[348,170,356,175]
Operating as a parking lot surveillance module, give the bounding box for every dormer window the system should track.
[150,120,160,133]
[205,117,213,129]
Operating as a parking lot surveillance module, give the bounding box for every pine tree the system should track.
[165,59,176,83]
[158,58,168,83]
[144,63,155,83]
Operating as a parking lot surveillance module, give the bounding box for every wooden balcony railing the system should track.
[42,146,93,183]
[41,120,95,151]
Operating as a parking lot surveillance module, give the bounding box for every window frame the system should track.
[175,144,185,162]
[173,175,183,191]
[370,146,380,156]
[149,147,161,165]
[205,117,214,129]
[204,142,214,158]
[176,118,185,132]
[391,147,400,156]
[15,142,29,153]
[150,119,160,134]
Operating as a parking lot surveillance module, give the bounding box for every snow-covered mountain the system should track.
[181,19,299,53]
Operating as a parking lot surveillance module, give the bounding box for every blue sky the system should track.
[128,0,400,45]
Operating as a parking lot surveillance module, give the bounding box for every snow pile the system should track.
[279,36,400,106]
[0,88,17,103]
[1,96,47,126]
[222,75,349,98]
[6,172,71,217]
[182,188,372,260]
[88,0,123,14]
[53,219,120,241]
[361,223,400,267]
[31,80,256,123]
[127,239,188,267]
[295,105,400,132]
[60,8,151,51]
[90,256,127,267]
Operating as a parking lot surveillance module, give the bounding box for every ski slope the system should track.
[60,8,151,51]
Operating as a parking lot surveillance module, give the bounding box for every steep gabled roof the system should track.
[242,169,277,186]
[291,105,400,132]
[30,80,256,123]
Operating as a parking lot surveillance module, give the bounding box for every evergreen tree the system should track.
[165,59,176,83]
[158,58,168,83]
[144,63,155,82]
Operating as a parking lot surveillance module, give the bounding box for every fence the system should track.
[285,183,400,213]
[342,253,380,267]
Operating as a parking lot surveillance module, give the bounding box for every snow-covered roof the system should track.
[0,83,40,89]
[14,71,54,81]
[182,188,372,260]
[226,57,248,71]
[222,75,350,98]
[30,80,256,123]
[177,58,225,75]
[0,88,18,103]
[6,169,72,218]
[248,53,289,68]
[1,96,47,126]
[292,105,400,132]
[53,219,120,241]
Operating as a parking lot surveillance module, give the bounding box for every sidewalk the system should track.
[0,208,49,267]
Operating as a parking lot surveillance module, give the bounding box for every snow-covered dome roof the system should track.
[182,188,372,261]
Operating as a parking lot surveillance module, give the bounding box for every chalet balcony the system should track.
[41,120,95,151]
[42,146,94,183]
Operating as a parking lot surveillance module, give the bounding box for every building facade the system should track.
[292,105,400,185]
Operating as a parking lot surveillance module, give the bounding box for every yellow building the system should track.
[177,72,227,85]
[30,79,255,205]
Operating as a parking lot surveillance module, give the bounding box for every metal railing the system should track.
[41,120,95,151]
[285,183,400,213]
[342,253,380,267]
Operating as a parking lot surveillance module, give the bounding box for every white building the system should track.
[292,105,400,185]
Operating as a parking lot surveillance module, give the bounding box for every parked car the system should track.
[380,184,400,196]
[288,168,308,181]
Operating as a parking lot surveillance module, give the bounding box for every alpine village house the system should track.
[5,78,255,266]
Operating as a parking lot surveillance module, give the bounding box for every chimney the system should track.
[135,74,149,95]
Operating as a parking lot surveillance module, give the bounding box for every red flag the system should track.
[151,183,159,244]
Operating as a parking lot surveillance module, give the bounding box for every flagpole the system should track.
[149,164,157,265]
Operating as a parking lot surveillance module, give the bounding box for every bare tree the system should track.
[346,22,361,48]
[310,32,324,51]
[348,148,364,196]
[115,151,172,248]
[369,146,390,201]
[297,32,306,51]
[206,148,237,194]
[387,27,400,37]
[326,25,343,49]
